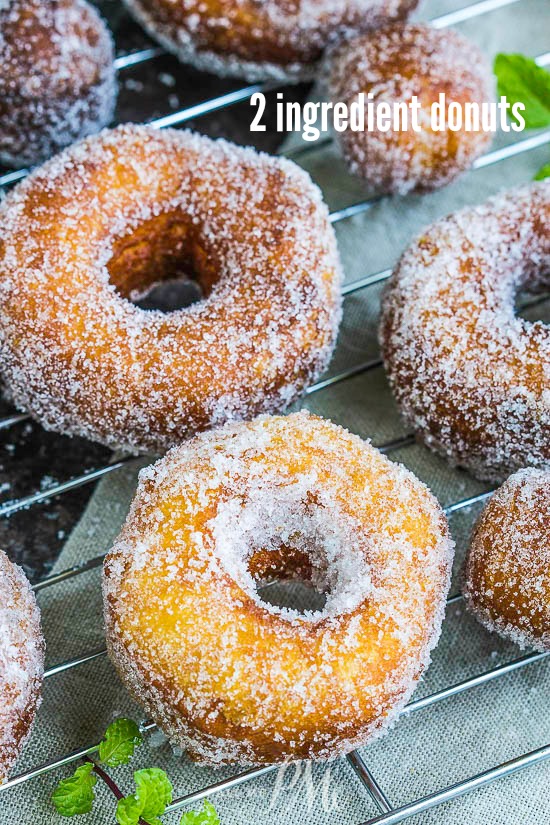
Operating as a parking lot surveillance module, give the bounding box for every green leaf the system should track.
[180,800,220,825]
[534,162,550,180]
[51,762,97,817]
[115,768,173,825]
[98,718,143,767]
[494,53,550,128]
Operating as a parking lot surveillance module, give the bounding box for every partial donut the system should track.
[0,125,342,454]
[464,468,550,651]
[380,182,550,482]
[328,24,494,194]
[103,411,453,765]
[0,550,44,783]
[122,0,420,82]
[0,0,116,169]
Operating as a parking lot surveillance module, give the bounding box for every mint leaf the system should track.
[52,762,97,817]
[494,54,550,128]
[180,800,220,824]
[535,162,550,180]
[116,768,173,825]
[116,795,145,825]
[98,718,143,767]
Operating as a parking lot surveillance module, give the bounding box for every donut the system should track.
[103,411,453,765]
[464,468,550,651]
[0,550,44,783]
[0,0,116,169]
[0,125,342,454]
[328,24,494,194]
[380,182,550,482]
[122,0,420,82]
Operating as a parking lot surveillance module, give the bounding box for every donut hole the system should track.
[209,482,372,622]
[107,211,219,312]
[515,290,549,325]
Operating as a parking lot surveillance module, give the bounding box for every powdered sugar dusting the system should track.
[0,550,44,784]
[0,124,342,454]
[380,181,550,481]
[103,411,453,765]
[328,24,494,194]
[123,0,419,82]
[0,0,116,168]
[464,467,550,652]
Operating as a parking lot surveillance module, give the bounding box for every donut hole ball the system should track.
[328,24,494,194]
[0,0,116,169]
[464,468,550,651]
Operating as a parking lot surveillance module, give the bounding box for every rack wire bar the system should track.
[346,753,393,812]
[329,127,550,225]
[0,457,136,519]
[0,0,545,192]
[359,744,550,825]
[9,647,545,803]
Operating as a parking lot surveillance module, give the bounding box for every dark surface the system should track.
[0,1,309,582]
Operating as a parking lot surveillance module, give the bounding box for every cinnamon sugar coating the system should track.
[329,24,494,194]
[464,468,550,651]
[0,550,44,784]
[103,412,453,765]
[0,0,116,168]
[122,0,419,82]
[0,125,342,454]
[380,182,550,482]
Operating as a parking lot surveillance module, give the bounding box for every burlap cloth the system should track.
[2,0,549,821]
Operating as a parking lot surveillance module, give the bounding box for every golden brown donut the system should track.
[0,0,116,168]
[464,468,550,651]
[0,125,342,454]
[103,411,453,765]
[0,550,44,783]
[122,0,419,81]
[380,182,550,482]
[328,24,494,194]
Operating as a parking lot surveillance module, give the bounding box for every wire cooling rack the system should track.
[0,0,549,821]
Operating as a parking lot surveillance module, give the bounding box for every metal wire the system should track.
[0,0,548,819]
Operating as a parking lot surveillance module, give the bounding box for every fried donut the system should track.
[103,411,453,765]
[0,550,44,783]
[328,24,494,194]
[122,0,419,82]
[380,182,550,482]
[0,125,342,454]
[0,0,116,169]
[464,468,550,651]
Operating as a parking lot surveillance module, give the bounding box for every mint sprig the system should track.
[116,768,173,825]
[52,717,144,818]
[494,53,550,179]
[51,762,97,817]
[98,718,143,767]
[494,53,550,128]
[534,163,550,180]
[180,800,220,824]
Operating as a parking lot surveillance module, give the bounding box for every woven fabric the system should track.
[2,0,549,821]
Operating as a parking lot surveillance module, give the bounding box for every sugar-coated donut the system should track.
[122,0,419,82]
[0,0,116,169]
[0,550,44,783]
[103,411,453,765]
[464,468,550,651]
[380,182,550,482]
[328,24,494,194]
[0,125,342,454]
